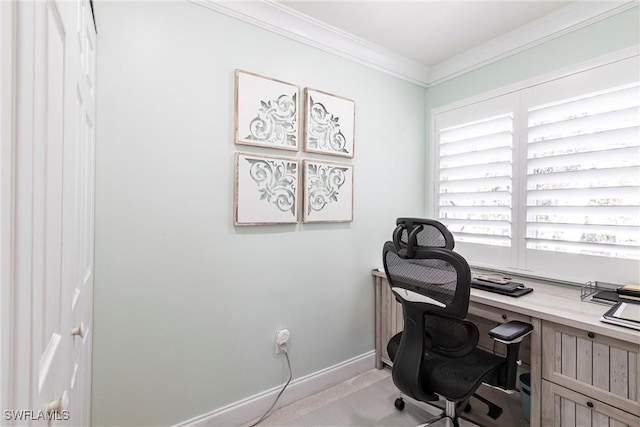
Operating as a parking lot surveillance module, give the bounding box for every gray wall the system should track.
[92,1,425,425]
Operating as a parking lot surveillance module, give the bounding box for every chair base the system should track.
[471,392,503,419]
[395,393,504,427]
[416,413,457,427]
[396,398,462,427]
[416,401,460,427]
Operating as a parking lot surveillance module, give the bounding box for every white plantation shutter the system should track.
[432,55,640,284]
[526,83,640,261]
[434,93,518,269]
[438,114,513,247]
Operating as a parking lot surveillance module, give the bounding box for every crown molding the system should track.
[190,0,637,88]
[427,0,639,86]
[190,0,431,86]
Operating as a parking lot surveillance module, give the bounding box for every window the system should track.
[526,83,639,261]
[432,55,640,285]
[439,113,513,247]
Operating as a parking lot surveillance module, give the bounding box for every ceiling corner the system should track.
[191,0,636,89]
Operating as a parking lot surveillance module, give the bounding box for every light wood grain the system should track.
[561,398,576,427]
[610,347,629,400]
[561,332,577,379]
[630,351,637,402]
[592,342,610,392]
[576,337,593,385]
[542,321,640,417]
[542,380,639,427]
[530,317,542,427]
[374,276,383,369]
[373,270,639,344]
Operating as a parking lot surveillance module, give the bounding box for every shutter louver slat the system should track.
[441,176,511,194]
[440,146,511,169]
[526,240,639,260]
[527,186,640,206]
[440,206,511,221]
[526,223,639,245]
[441,115,513,143]
[440,161,512,182]
[527,166,640,191]
[440,191,511,207]
[528,127,639,159]
[528,108,639,143]
[528,83,639,126]
[527,146,640,174]
[440,131,512,156]
[526,83,640,260]
[527,206,640,227]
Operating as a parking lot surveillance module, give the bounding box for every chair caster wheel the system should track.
[464,403,472,413]
[487,405,503,419]
[394,398,405,410]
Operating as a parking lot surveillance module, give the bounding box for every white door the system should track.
[0,0,96,425]
[68,1,97,424]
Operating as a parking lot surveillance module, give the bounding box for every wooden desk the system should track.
[373,269,640,427]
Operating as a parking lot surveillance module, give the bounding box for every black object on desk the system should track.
[471,278,533,297]
[590,290,621,304]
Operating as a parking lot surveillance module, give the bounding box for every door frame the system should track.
[1,0,17,413]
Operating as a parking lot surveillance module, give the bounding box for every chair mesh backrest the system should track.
[393,218,455,255]
[423,313,478,357]
[399,226,448,248]
[383,218,470,319]
[384,251,458,309]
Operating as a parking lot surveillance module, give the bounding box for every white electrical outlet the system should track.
[275,329,290,353]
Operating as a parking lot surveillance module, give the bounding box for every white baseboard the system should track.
[176,350,376,427]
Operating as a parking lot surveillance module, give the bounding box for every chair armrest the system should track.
[489,320,533,390]
[489,320,533,344]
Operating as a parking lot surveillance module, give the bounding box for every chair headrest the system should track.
[392,218,455,258]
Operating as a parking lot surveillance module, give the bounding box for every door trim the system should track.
[0,0,16,413]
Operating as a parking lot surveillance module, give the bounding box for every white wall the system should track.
[92,1,426,425]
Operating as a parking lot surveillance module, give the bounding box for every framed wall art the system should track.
[235,70,299,151]
[234,153,299,225]
[303,88,355,158]
[302,159,353,223]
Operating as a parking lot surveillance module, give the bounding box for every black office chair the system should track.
[382,218,532,427]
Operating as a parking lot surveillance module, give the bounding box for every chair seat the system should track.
[388,332,504,401]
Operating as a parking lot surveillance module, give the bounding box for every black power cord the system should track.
[249,350,293,426]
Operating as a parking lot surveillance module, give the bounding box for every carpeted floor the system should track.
[251,369,529,427]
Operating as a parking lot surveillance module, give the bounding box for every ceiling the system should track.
[278,1,576,67]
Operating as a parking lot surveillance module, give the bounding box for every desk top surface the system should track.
[372,269,639,345]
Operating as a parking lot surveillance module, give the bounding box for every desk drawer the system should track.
[541,380,639,427]
[468,302,531,324]
[542,321,640,417]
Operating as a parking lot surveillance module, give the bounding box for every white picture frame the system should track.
[234,153,299,225]
[303,88,355,158]
[235,70,299,151]
[302,159,353,223]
